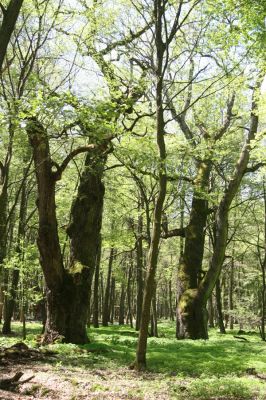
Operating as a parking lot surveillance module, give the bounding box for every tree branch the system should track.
[161,227,186,239]
[214,93,235,141]
[245,162,265,174]
[99,20,154,56]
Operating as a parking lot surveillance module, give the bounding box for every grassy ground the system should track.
[0,321,266,399]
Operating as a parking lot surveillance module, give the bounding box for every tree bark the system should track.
[102,248,115,326]
[119,282,126,325]
[208,293,214,328]
[134,0,167,370]
[216,278,226,334]
[259,180,266,340]
[109,277,115,324]
[27,118,106,344]
[0,0,24,71]
[150,292,158,337]
[176,81,260,340]
[126,261,133,328]
[196,82,260,336]
[135,210,144,331]
[93,237,102,328]
[66,150,105,342]
[2,163,28,334]
[176,161,211,339]
[229,256,234,330]
[0,123,15,323]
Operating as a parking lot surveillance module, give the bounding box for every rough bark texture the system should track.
[0,0,24,71]
[27,118,106,344]
[176,161,211,339]
[66,151,105,342]
[194,83,260,337]
[174,85,259,340]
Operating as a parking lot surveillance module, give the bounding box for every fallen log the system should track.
[0,342,57,365]
[233,336,249,342]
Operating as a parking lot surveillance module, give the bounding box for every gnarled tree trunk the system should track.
[26,118,106,344]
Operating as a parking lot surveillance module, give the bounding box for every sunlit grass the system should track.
[1,320,266,399]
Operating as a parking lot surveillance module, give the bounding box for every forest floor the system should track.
[0,322,266,400]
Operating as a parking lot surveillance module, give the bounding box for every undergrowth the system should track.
[1,321,266,399]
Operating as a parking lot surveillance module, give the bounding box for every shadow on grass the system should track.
[1,321,266,379]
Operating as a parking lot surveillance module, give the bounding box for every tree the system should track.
[0,0,24,71]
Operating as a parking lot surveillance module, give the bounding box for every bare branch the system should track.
[214,93,236,141]
[99,20,154,56]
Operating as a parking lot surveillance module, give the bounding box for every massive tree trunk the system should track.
[26,118,106,344]
[0,0,24,71]
[65,150,105,342]
[176,161,211,339]
[194,83,260,336]
[174,81,259,340]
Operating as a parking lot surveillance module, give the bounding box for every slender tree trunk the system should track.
[229,256,234,330]
[0,125,14,324]
[102,248,115,326]
[100,272,104,321]
[109,277,115,324]
[260,180,266,340]
[135,209,144,331]
[150,292,158,337]
[127,261,133,328]
[208,293,214,328]
[169,280,174,321]
[260,260,266,340]
[119,282,126,325]
[93,237,102,328]
[2,163,28,334]
[216,278,226,334]
[134,0,167,369]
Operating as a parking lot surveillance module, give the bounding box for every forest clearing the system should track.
[0,0,266,399]
[1,322,266,399]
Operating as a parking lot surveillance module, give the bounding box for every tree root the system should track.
[0,372,34,391]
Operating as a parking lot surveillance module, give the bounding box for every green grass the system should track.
[1,321,266,399]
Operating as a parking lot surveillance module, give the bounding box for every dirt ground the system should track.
[0,362,171,400]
